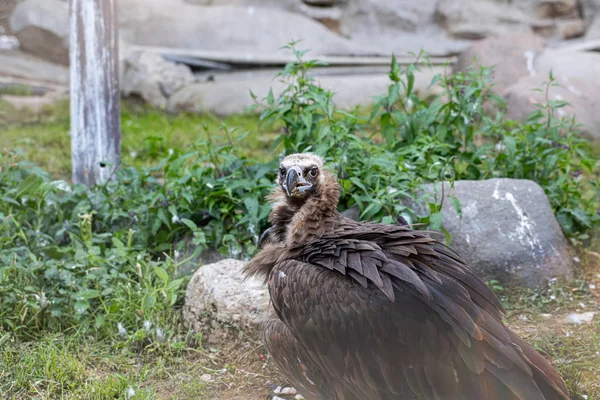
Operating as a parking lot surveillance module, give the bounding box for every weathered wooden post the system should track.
[69,0,120,186]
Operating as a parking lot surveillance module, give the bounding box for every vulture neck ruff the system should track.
[270,169,341,246]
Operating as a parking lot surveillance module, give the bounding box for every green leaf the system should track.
[243,197,259,220]
[450,196,462,219]
[389,53,400,83]
[154,266,169,284]
[381,216,394,224]
[1,196,20,206]
[74,300,90,314]
[94,314,105,329]
[142,293,157,311]
[406,70,415,98]
[504,136,516,158]
[361,202,382,220]
[267,88,275,105]
[167,278,184,292]
[16,175,43,198]
[441,227,452,246]
[429,212,443,231]
[428,74,441,89]
[349,177,367,193]
[181,218,198,231]
[157,208,171,230]
[387,83,400,107]
[79,289,100,299]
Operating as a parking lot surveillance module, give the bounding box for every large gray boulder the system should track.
[453,33,546,93]
[119,0,368,56]
[415,179,573,287]
[9,0,69,65]
[183,259,270,340]
[121,50,195,109]
[503,50,600,140]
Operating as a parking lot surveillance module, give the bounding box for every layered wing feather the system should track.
[263,223,569,400]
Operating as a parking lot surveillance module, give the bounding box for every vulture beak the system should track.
[283,166,312,197]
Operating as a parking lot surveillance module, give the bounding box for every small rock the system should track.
[121,50,195,109]
[436,0,532,39]
[0,34,19,50]
[295,395,306,400]
[274,386,282,394]
[557,19,586,39]
[564,312,595,324]
[537,0,579,18]
[200,374,212,382]
[183,259,270,340]
[271,396,286,400]
[281,387,297,395]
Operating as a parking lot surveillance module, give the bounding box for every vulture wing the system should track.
[265,224,569,400]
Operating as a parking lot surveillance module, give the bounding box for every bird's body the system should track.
[245,153,569,400]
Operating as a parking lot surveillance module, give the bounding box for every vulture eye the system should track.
[308,167,318,178]
[279,166,286,176]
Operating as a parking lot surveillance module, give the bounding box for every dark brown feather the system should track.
[247,154,569,400]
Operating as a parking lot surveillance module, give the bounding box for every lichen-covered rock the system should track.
[413,179,574,287]
[183,259,270,340]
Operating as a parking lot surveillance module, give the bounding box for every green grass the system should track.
[0,100,279,179]
[0,329,271,400]
[2,275,599,400]
[0,335,153,399]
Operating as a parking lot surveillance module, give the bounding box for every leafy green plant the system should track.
[1,41,598,342]
[255,42,599,240]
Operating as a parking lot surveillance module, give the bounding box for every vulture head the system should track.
[277,153,327,202]
[259,153,340,247]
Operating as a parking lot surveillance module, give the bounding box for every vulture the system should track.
[244,153,569,400]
